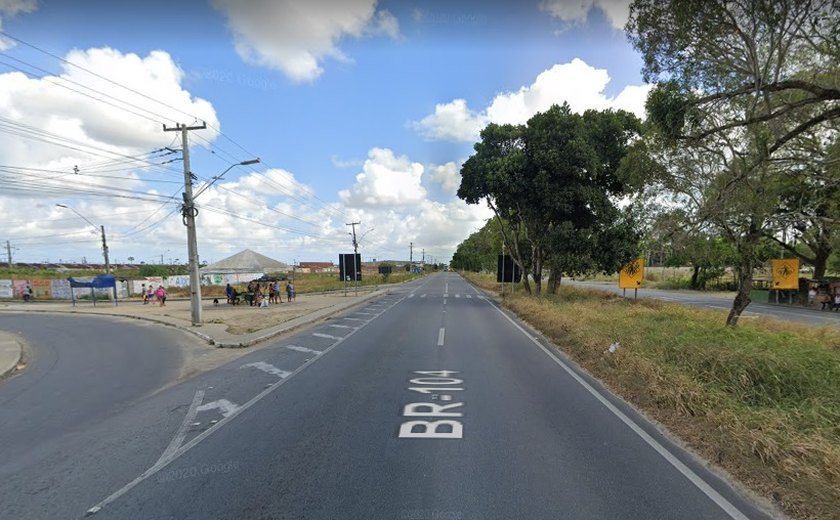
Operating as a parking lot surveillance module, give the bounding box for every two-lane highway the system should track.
[81,273,775,520]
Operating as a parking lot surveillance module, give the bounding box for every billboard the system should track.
[619,258,645,289]
[339,253,362,281]
[378,265,393,275]
[771,258,799,290]
[496,255,522,283]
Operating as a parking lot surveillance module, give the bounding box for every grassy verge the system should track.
[461,271,840,520]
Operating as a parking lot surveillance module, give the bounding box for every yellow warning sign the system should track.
[771,259,799,290]
[619,257,645,289]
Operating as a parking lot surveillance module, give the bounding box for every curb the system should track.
[0,331,23,380]
[0,289,387,350]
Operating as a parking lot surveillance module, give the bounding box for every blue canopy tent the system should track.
[67,275,118,307]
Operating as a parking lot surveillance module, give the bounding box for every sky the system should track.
[0,0,651,266]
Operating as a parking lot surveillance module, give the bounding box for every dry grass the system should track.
[462,271,840,520]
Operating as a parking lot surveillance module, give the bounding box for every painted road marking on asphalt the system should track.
[399,371,464,439]
[466,294,472,299]
[455,294,460,298]
[327,324,355,330]
[313,332,342,341]
[437,328,445,346]
[443,293,449,298]
[285,345,322,355]
[480,298,751,520]
[196,399,240,418]
[156,389,205,466]
[408,294,415,298]
[343,317,365,322]
[85,293,410,518]
[420,294,427,298]
[355,312,375,316]
[241,361,292,378]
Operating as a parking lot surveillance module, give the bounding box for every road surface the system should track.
[1,274,776,519]
[568,280,840,327]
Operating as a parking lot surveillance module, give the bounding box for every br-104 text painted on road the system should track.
[398,370,464,439]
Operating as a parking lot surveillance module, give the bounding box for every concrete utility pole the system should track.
[6,240,12,268]
[409,242,413,270]
[100,225,110,274]
[346,222,360,295]
[164,121,207,326]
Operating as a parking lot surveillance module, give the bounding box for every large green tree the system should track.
[458,104,642,295]
[627,0,840,326]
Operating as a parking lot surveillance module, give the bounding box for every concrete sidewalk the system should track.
[0,287,386,353]
[0,330,23,380]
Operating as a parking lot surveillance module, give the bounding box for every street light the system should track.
[182,158,260,326]
[56,204,110,273]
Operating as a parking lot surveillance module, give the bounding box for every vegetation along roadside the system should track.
[463,271,840,520]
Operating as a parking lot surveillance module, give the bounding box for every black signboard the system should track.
[496,255,522,283]
[378,265,392,275]
[339,253,362,281]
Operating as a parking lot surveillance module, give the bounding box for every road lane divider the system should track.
[285,345,322,355]
[312,332,342,341]
[437,328,445,347]
[240,361,292,378]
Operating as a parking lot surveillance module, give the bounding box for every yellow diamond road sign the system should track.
[619,257,645,289]
[772,259,799,290]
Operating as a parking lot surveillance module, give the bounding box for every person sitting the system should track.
[230,288,241,305]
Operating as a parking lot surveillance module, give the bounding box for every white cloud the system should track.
[211,0,399,83]
[331,154,363,168]
[411,99,489,142]
[411,58,652,142]
[0,47,219,167]
[539,0,630,30]
[0,0,37,50]
[338,147,426,207]
[428,161,461,194]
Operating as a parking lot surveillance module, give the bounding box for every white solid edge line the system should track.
[481,298,751,520]
[85,294,407,516]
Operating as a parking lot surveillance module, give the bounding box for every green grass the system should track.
[462,271,840,520]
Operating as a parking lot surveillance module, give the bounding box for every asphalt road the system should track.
[2,272,767,520]
[568,280,840,327]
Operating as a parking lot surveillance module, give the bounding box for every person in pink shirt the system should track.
[155,285,167,306]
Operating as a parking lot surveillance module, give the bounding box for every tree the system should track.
[627,0,840,325]
[458,104,643,295]
[629,0,840,157]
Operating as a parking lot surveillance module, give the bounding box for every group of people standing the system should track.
[227,280,295,307]
[807,287,840,310]
[141,284,167,306]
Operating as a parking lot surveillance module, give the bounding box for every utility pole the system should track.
[409,242,413,271]
[5,240,12,268]
[346,222,360,295]
[422,248,425,270]
[100,225,110,274]
[164,121,207,326]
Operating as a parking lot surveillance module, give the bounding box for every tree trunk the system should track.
[813,239,830,279]
[547,266,561,294]
[726,258,754,327]
[690,265,700,289]
[532,244,543,296]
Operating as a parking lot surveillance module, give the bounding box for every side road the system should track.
[0,288,386,378]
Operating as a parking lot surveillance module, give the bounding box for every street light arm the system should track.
[55,203,99,232]
[193,158,260,199]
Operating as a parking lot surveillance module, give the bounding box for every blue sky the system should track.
[0,0,649,266]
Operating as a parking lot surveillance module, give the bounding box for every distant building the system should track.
[298,261,337,274]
